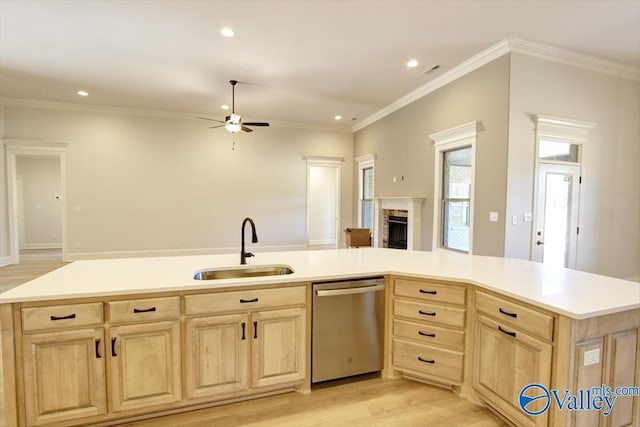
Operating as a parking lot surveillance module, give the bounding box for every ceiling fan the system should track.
[197,80,270,133]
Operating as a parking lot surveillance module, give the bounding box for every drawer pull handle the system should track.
[95,339,102,359]
[499,308,518,318]
[241,322,246,340]
[419,289,437,295]
[240,298,259,304]
[498,326,517,338]
[50,313,76,321]
[418,331,436,338]
[418,310,436,316]
[111,337,118,357]
[417,356,435,364]
[133,307,157,313]
[253,321,258,339]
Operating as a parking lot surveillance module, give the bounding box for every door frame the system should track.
[4,140,68,264]
[531,163,581,268]
[304,156,343,250]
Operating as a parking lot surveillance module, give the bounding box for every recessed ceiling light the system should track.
[220,27,234,38]
[407,59,419,68]
[334,115,342,121]
[221,104,229,110]
[77,90,89,97]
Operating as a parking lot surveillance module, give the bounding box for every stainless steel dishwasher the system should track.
[312,277,385,383]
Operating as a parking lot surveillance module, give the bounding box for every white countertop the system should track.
[1,248,639,319]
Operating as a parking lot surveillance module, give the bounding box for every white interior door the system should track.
[532,163,581,268]
[307,163,340,250]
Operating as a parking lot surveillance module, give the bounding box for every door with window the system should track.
[532,163,581,268]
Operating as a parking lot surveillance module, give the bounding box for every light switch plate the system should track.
[523,212,532,222]
[584,348,600,366]
[489,211,499,222]
[512,215,518,225]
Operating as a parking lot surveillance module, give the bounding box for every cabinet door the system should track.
[251,308,306,388]
[109,320,181,412]
[184,313,249,399]
[22,328,106,426]
[472,314,552,427]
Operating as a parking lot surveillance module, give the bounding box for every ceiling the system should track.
[1,0,639,130]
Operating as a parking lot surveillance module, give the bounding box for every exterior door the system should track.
[532,164,581,268]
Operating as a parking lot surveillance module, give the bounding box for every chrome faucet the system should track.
[240,217,258,264]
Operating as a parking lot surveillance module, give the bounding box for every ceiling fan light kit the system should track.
[197,80,270,134]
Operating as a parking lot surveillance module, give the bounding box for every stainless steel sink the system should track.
[193,264,295,280]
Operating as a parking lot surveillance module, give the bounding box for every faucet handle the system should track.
[245,252,254,258]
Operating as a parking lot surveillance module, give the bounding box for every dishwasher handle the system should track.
[315,283,385,297]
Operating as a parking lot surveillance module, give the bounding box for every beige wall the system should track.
[2,105,353,259]
[505,53,640,281]
[354,55,511,256]
[16,157,62,248]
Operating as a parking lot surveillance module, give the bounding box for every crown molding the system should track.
[0,96,352,133]
[508,38,640,82]
[352,39,511,132]
[353,38,640,133]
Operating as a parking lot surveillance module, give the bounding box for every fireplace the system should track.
[388,215,408,249]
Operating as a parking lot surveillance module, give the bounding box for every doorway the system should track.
[532,163,581,268]
[4,141,67,264]
[306,157,342,250]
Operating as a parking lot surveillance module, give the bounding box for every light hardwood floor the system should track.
[0,256,506,427]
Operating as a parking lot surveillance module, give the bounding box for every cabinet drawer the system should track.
[108,297,180,324]
[185,286,306,316]
[22,303,103,332]
[393,338,463,383]
[393,319,465,350]
[394,278,465,306]
[475,291,553,341]
[394,299,465,328]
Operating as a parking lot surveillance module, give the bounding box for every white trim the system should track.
[372,197,425,250]
[509,38,640,82]
[3,139,68,265]
[535,115,597,144]
[356,153,376,228]
[0,96,352,133]
[22,243,62,250]
[353,38,638,133]
[64,244,309,261]
[0,256,11,267]
[302,155,345,164]
[353,40,511,132]
[429,121,478,254]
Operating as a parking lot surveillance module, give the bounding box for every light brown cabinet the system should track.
[390,277,466,386]
[20,302,106,426]
[184,286,307,402]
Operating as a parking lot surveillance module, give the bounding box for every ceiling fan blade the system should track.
[243,122,270,127]
[208,125,225,129]
[241,126,254,133]
[197,116,225,123]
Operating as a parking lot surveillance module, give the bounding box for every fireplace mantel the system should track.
[373,196,426,250]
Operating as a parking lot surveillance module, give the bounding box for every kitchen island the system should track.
[1,248,639,426]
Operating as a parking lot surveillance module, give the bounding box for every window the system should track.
[356,154,375,231]
[361,166,374,229]
[429,121,477,254]
[442,147,472,252]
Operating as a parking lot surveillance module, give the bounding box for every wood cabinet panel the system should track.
[392,338,463,383]
[108,296,179,324]
[394,299,465,328]
[184,313,249,399]
[394,279,465,306]
[22,328,106,425]
[475,291,553,341]
[22,303,103,332]
[109,320,182,412]
[608,329,638,427]
[185,286,306,316]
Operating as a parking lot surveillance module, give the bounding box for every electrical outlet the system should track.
[523,212,532,222]
[489,211,499,222]
[584,349,600,366]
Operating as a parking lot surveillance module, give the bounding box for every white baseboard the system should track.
[0,256,13,267]
[22,243,63,250]
[64,244,309,261]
